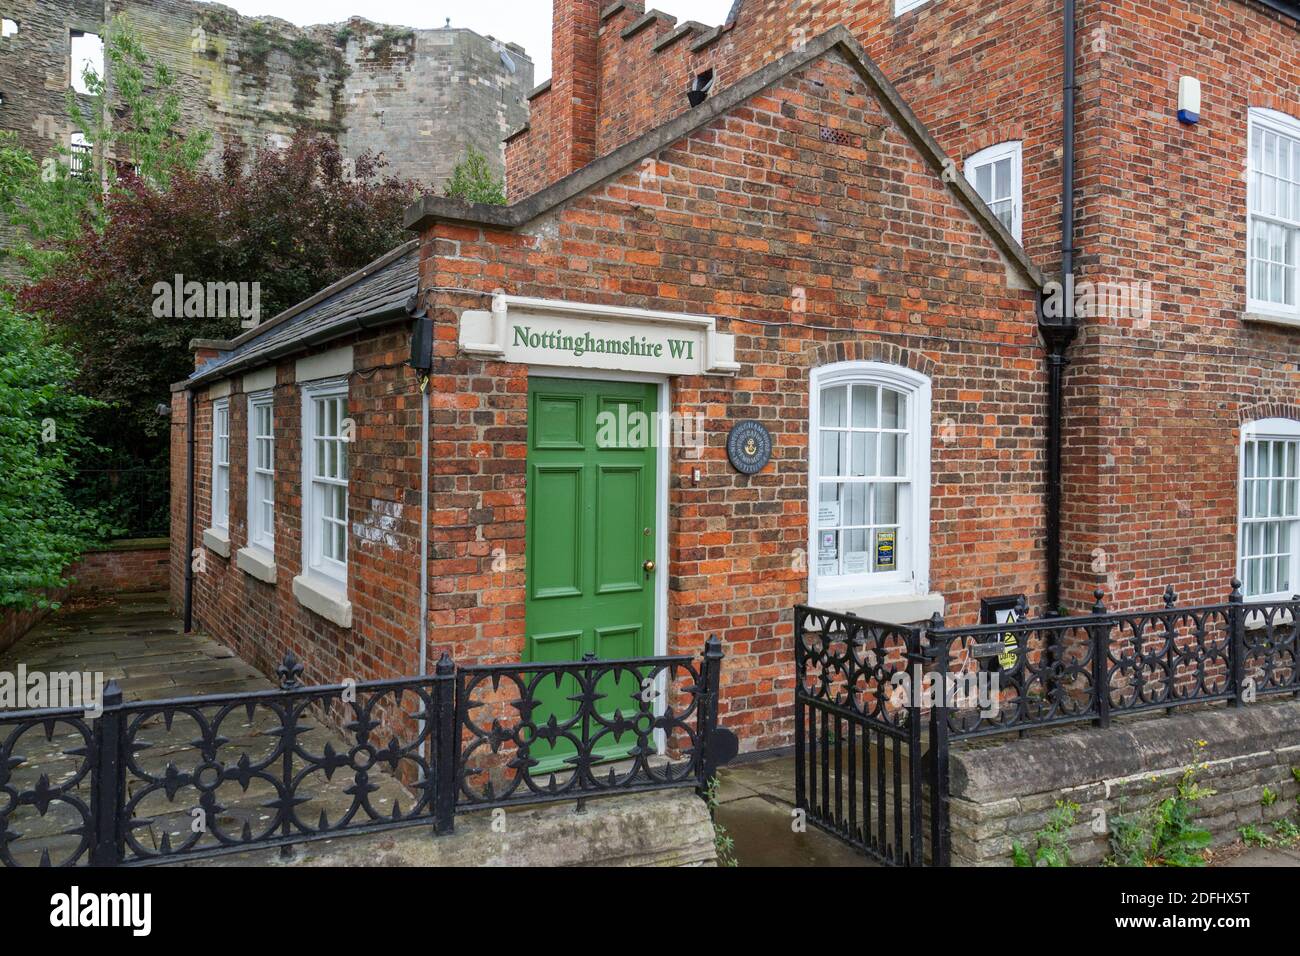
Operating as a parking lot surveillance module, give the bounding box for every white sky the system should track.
[215,1,737,81]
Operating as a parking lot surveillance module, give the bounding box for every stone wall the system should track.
[188,790,718,867]
[0,0,532,191]
[949,700,1300,866]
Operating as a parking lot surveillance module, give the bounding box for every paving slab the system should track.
[714,754,879,867]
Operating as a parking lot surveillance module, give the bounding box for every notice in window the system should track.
[817,501,840,527]
[874,530,896,571]
[844,551,869,575]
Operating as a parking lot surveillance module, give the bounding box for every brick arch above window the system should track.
[964,126,1027,157]
[1238,401,1300,426]
[801,339,936,380]
[1248,96,1300,120]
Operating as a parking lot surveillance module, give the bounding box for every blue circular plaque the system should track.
[727,421,773,475]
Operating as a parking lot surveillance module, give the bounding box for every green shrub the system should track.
[0,297,110,609]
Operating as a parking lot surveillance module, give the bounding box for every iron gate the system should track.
[794,605,950,867]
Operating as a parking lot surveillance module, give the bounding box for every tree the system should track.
[18,134,426,526]
[0,293,110,609]
[444,146,507,205]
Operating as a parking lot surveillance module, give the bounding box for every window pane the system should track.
[820,431,843,478]
[842,482,868,526]
[851,386,877,428]
[975,163,992,200]
[875,483,897,525]
[994,158,1011,200]
[882,433,906,477]
[850,433,875,477]
[821,386,846,428]
[882,390,904,429]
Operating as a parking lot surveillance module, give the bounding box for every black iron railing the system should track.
[794,577,1300,866]
[926,579,1299,739]
[0,641,725,867]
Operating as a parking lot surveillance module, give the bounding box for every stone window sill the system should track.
[813,592,946,626]
[236,545,277,584]
[292,573,352,629]
[202,526,230,558]
[1243,311,1300,329]
[1244,607,1294,630]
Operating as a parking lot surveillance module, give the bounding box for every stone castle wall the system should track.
[0,0,532,190]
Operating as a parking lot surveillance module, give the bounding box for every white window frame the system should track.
[301,379,349,587]
[895,0,932,14]
[1238,418,1300,602]
[808,361,932,607]
[247,391,275,553]
[965,141,1023,242]
[211,398,230,531]
[1246,108,1300,322]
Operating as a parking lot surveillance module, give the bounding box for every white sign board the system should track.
[459,295,739,377]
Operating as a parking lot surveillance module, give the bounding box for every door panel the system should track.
[529,465,583,599]
[524,377,658,771]
[595,465,644,593]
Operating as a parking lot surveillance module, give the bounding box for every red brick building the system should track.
[171,0,1300,754]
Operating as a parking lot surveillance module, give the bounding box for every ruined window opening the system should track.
[69,30,104,95]
[2,19,19,38]
[69,132,93,179]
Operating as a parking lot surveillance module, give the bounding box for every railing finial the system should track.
[1163,584,1177,608]
[435,650,454,676]
[1014,595,1029,622]
[1229,577,1244,604]
[277,651,304,690]
[927,611,945,630]
[1091,588,1107,615]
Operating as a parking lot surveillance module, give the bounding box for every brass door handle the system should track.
[643,560,656,573]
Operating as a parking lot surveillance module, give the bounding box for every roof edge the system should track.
[402,27,1043,290]
[203,239,420,357]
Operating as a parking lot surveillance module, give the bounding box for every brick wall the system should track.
[424,51,1046,752]
[511,0,1066,267]
[169,329,426,689]
[1059,0,1300,611]
[0,539,169,654]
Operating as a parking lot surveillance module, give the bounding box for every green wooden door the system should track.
[524,377,658,771]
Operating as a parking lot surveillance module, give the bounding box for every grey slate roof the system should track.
[186,241,419,388]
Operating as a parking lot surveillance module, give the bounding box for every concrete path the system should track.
[4,591,268,700]
[714,755,876,866]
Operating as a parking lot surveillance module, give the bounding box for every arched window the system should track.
[1239,418,1300,599]
[1247,109,1300,321]
[809,362,931,607]
[965,141,1023,242]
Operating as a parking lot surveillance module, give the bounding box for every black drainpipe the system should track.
[1041,0,1080,615]
[183,387,196,632]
